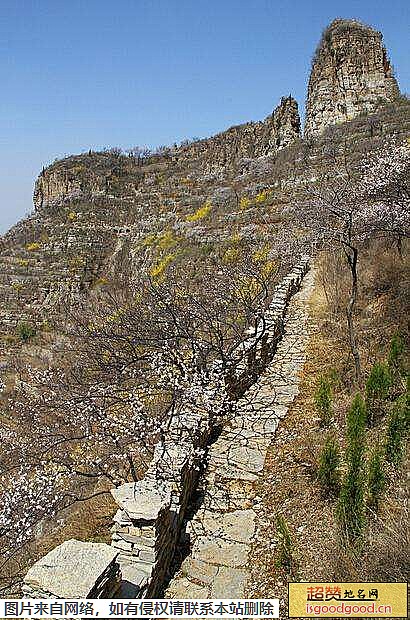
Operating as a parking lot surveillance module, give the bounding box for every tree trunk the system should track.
[345,246,361,382]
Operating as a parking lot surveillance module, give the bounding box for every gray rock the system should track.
[167,577,210,599]
[211,566,248,597]
[181,557,219,585]
[111,480,171,521]
[192,536,249,568]
[24,539,119,599]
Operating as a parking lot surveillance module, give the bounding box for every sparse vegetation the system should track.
[314,375,333,426]
[317,433,340,494]
[336,394,367,546]
[16,322,36,342]
[275,515,297,575]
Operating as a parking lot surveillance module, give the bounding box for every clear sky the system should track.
[1,0,409,234]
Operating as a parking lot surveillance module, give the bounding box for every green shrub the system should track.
[346,393,366,465]
[337,394,366,546]
[318,434,340,495]
[385,393,409,466]
[365,362,392,425]
[337,467,366,546]
[275,514,297,574]
[314,375,333,426]
[17,322,36,342]
[367,447,386,509]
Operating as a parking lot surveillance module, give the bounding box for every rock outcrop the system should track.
[305,19,400,138]
[33,97,301,210]
[175,95,300,173]
[22,540,121,598]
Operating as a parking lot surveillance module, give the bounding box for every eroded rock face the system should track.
[304,19,400,138]
[33,97,301,209]
[176,95,301,171]
[33,157,114,210]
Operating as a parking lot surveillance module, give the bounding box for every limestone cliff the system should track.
[34,97,300,209]
[176,95,300,172]
[304,19,400,138]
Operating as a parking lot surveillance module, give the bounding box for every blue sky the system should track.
[1,0,409,233]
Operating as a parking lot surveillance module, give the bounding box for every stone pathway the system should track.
[165,267,316,598]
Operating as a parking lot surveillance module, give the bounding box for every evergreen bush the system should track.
[275,514,297,574]
[315,375,333,426]
[318,433,340,494]
[337,394,366,546]
[365,362,392,425]
[346,393,366,463]
[368,446,386,508]
[385,392,409,466]
[388,333,406,377]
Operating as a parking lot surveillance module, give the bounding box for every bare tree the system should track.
[0,244,281,591]
[295,139,410,381]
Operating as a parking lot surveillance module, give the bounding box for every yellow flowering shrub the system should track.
[261,260,276,277]
[239,197,250,210]
[252,244,270,263]
[255,190,268,204]
[236,276,262,301]
[223,247,240,263]
[26,242,40,252]
[142,233,157,247]
[186,201,212,222]
[150,253,176,280]
[157,229,178,251]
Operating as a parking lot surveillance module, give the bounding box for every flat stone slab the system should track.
[111,480,171,521]
[211,566,248,598]
[210,461,259,482]
[208,444,267,474]
[192,510,256,544]
[167,577,210,599]
[192,536,249,568]
[24,539,118,598]
[181,557,219,585]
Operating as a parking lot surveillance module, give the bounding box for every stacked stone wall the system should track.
[109,256,310,597]
[22,257,309,599]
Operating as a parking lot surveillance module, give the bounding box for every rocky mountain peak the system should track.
[304,18,400,137]
[271,95,301,149]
